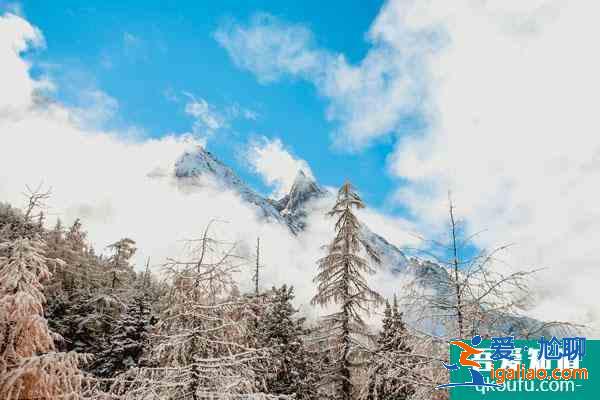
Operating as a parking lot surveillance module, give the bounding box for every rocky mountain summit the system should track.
[172,146,559,337]
[174,146,411,275]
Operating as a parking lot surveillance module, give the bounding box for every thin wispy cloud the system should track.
[122,31,148,61]
[214,13,326,84]
[215,11,436,150]
[227,103,259,121]
[184,94,226,132]
[178,92,260,142]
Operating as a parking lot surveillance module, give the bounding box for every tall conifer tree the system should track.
[366,297,415,400]
[312,182,382,400]
[257,285,319,400]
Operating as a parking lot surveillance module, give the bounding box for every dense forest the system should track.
[0,183,570,400]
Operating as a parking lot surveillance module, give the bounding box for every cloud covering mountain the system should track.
[0,12,419,324]
[215,0,600,334]
[1,3,598,335]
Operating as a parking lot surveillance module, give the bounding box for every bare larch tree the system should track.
[404,195,548,340]
[105,222,280,400]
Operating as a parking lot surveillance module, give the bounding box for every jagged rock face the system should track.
[172,147,557,337]
[271,170,327,233]
[359,224,410,273]
[278,170,326,214]
[173,146,410,269]
[174,148,286,224]
[175,148,244,187]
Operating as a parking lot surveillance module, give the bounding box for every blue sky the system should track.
[17,0,411,210]
[2,0,599,330]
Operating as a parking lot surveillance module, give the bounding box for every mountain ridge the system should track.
[172,146,560,337]
[173,146,411,272]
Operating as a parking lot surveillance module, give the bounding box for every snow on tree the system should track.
[401,196,565,339]
[44,218,91,294]
[131,258,163,308]
[92,293,153,378]
[106,238,137,289]
[61,237,139,365]
[252,237,262,297]
[105,222,284,400]
[0,237,88,399]
[364,297,415,400]
[386,197,578,398]
[255,285,320,400]
[311,181,383,400]
[0,202,43,244]
[55,289,113,356]
[46,230,129,365]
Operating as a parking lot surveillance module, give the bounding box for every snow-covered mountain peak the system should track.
[171,148,556,338]
[174,146,286,224]
[266,170,327,233]
[278,171,325,212]
[290,170,321,194]
[172,147,406,264]
[174,146,243,190]
[290,170,313,190]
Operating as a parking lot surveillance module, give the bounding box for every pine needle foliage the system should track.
[366,297,415,400]
[256,285,320,400]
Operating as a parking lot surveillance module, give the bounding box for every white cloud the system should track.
[242,108,258,120]
[216,2,600,333]
[215,11,433,150]
[0,13,315,309]
[245,136,314,197]
[0,12,44,115]
[382,0,600,332]
[227,103,259,121]
[0,13,414,326]
[71,89,119,128]
[179,94,258,142]
[214,13,326,84]
[184,94,226,133]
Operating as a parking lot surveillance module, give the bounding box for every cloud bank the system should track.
[0,12,44,114]
[0,12,408,324]
[216,1,600,332]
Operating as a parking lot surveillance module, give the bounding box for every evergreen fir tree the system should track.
[105,226,269,399]
[106,237,137,289]
[312,181,382,400]
[257,285,320,400]
[0,202,43,243]
[58,289,106,354]
[50,287,125,375]
[366,297,415,400]
[44,218,123,359]
[92,294,152,378]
